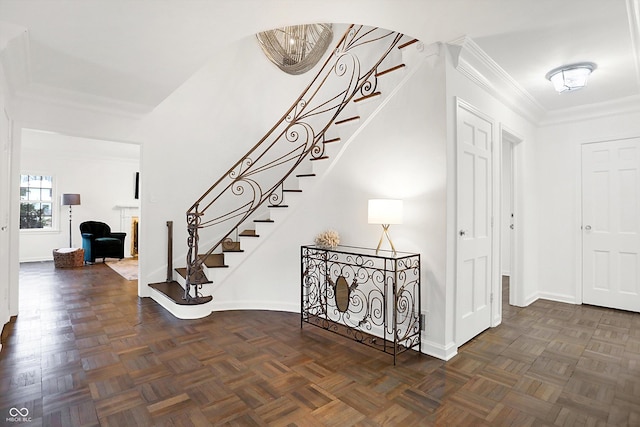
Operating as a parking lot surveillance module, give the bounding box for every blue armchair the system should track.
[80,221,126,263]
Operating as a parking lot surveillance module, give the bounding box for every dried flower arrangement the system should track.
[314,229,340,248]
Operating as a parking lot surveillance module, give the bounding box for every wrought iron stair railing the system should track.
[183,25,408,301]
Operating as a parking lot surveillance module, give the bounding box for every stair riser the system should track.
[148,286,214,320]
[173,274,216,295]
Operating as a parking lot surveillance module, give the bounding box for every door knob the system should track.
[459,230,466,237]
[510,224,514,230]
[584,225,592,231]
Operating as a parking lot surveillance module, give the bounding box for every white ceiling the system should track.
[1,0,638,121]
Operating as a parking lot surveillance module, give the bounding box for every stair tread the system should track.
[198,253,228,268]
[283,189,302,193]
[398,39,419,49]
[310,156,329,161]
[268,205,289,208]
[254,219,275,222]
[335,116,360,125]
[239,230,259,237]
[296,173,316,178]
[354,92,381,103]
[149,281,213,305]
[377,64,405,77]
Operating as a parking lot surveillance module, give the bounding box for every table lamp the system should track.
[368,199,402,255]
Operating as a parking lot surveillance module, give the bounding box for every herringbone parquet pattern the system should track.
[1,262,639,426]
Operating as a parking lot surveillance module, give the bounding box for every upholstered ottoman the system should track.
[53,248,85,268]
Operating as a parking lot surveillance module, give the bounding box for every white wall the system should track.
[19,129,140,261]
[444,44,540,344]
[536,111,640,303]
[136,26,567,360]
[134,28,455,356]
[134,32,338,291]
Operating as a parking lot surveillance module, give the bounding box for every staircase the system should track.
[148,25,427,319]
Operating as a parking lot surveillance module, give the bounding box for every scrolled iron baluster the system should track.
[229,158,253,180]
[286,99,307,123]
[309,136,327,160]
[185,208,203,301]
[268,183,285,206]
[359,72,379,97]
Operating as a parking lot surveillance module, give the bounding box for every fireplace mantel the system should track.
[114,204,139,210]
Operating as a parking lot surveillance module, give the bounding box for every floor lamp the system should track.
[61,194,81,248]
[368,199,403,255]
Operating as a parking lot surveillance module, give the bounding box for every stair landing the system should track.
[148,281,213,305]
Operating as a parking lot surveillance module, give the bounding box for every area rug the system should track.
[105,257,138,281]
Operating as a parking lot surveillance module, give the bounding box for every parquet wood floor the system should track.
[1,263,639,426]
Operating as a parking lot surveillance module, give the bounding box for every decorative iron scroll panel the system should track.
[301,245,421,364]
[183,25,406,300]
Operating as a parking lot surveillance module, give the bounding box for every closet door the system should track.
[582,138,640,311]
[456,102,494,345]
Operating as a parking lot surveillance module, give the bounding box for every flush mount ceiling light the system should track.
[545,62,597,93]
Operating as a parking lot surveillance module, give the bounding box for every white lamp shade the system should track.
[61,193,81,206]
[368,199,403,224]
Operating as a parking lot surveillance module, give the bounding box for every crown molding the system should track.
[448,34,640,127]
[627,0,640,89]
[538,94,640,127]
[447,36,546,124]
[0,24,30,98]
[2,23,149,123]
[14,83,151,120]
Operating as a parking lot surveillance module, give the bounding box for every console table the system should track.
[301,245,421,364]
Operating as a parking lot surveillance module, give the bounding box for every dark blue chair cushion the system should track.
[80,221,126,263]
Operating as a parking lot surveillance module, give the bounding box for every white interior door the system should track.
[582,138,640,312]
[456,103,493,345]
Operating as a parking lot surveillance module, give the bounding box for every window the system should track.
[20,174,53,229]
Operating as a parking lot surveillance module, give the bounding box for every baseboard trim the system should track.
[421,339,457,361]
[19,257,54,263]
[537,292,580,305]
[211,301,299,313]
[514,292,539,307]
[147,287,214,320]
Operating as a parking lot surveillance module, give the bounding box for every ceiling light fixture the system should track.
[545,62,597,93]
[257,24,333,75]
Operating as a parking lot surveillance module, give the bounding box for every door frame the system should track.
[499,125,524,311]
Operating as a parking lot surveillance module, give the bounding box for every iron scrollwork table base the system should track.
[301,245,421,365]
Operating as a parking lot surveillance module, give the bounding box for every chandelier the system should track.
[257,24,333,75]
